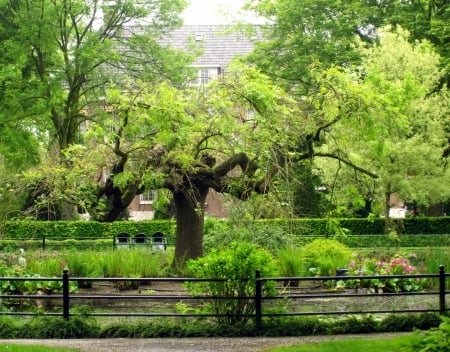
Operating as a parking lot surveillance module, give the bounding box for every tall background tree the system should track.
[245,0,450,218]
[0,0,191,220]
[316,27,449,227]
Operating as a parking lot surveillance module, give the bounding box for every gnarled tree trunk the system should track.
[173,185,209,264]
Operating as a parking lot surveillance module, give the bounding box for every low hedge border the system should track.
[0,313,442,339]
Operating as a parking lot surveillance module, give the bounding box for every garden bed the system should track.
[51,280,447,318]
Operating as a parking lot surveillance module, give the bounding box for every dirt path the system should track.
[0,333,410,352]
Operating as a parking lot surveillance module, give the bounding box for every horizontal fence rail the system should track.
[0,267,447,324]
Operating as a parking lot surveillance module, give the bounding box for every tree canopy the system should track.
[64,63,300,261]
[245,0,450,218]
[0,0,193,219]
[316,27,450,221]
[1,0,449,264]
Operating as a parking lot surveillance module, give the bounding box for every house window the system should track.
[140,190,157,204]
[193,67,220,86]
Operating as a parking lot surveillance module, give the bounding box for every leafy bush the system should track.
[22,317,99,338]
[203,220,293,255]
[406,316,450,352]
[378,313,441,333]
[326,315,377,334]
[0,266,77,296]
[186,242,277,324]
[301,239,353,276]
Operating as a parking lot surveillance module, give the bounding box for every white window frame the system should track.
[140,190,157,204]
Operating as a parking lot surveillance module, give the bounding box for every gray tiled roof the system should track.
[162,25,257,67]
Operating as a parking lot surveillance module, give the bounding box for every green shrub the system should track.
[2,220,175,240]
[378,314,441,333]
[301,239,353,276]
[277,246,306,277]
[0,312,441,338]
[21,317,99,338]
[0,316,20,338]
[261,316,327,336]
[407,316,450,352]
[203,220,293,255]
[186,242,277,324]
[326,315,377,334]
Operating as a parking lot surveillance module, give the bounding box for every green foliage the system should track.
[25,249,172,279]
[326,215,351,239]
[378,313,442,333]
[0,266,77,296]
[301,239,353,276]
[407,316,450,352]
[1,220,175,239]
[277,246,305,277]
[2,217,450,252]
[203,219,294,255]
[326,315,377,335]
[0,312,441,338]
[186,242,277,324]
[420,247,450,289]
[22,317,99,338]
[249,1,450,224]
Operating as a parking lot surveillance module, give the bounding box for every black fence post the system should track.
[439,265,446,314]
[42,236,46,251]
[62,269,70,319]
[255,269,262,333]
[113,235,116,250]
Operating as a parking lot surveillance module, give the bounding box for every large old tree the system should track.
[81,65,301,262]
[81,61,388,263]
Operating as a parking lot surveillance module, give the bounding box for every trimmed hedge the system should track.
[1,220,176,239]
[0,313,441,338]
[295,234,450,248]
[0,217,449,243]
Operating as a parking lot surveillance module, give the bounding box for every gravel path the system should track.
[0,333,409,352]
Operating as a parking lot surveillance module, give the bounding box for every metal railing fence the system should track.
[0,266,447,325]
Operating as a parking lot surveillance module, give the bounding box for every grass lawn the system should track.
[0,345,80,352]
[262,334,419,352]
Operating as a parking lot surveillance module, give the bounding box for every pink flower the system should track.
[405,265,416,273]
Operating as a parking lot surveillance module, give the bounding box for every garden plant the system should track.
[185,241,278,324]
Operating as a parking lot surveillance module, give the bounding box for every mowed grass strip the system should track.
[263,334,419,352]
[0,345,80,352]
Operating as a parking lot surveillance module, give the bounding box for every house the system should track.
[127,25,259,220]
[163,25,258,84]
